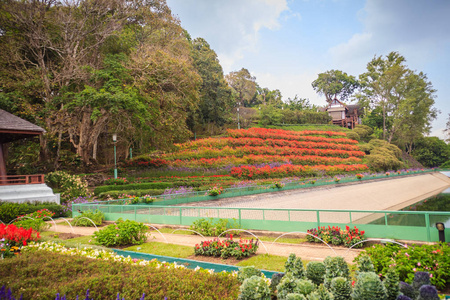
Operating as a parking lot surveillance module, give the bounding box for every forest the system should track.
[0,0,448,174]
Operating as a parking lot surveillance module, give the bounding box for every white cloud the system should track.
[330,0,450,71]
[167,0,289,71]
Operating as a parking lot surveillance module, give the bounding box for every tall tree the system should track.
[0,0,201,166]
[358,52,437,144]
[225,68,257,107]
[444,114,450,143]
[189,37,233,128]
[311,70,359,104]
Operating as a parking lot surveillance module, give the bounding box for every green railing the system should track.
[72,203,450,243]
[94,169,436,207]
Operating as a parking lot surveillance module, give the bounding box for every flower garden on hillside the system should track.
[125,128,369,179]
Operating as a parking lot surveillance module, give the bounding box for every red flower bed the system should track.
[0,224,40,247]
[168,154,362,169]
[227,128,358,144]
[165,144,364,161]
[124,158,169,169]
[230,164,369,179]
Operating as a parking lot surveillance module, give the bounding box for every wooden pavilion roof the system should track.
[0,109,45,143]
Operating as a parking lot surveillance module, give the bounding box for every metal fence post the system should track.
[316,210,320,227]
[425,213,431,242]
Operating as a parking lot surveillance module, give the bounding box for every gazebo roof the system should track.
[0,109,45,143]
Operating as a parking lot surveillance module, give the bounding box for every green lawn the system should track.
[39,231,294,271]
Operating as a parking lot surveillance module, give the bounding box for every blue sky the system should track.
[166,0,450,139]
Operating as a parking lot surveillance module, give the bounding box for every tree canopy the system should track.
[357,52,437,149]
[311,70,359,104]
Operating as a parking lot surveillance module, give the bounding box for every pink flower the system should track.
[417,262,421,266]
[413,268,416,272]
[405,253,410,257]
[430,274,433,278]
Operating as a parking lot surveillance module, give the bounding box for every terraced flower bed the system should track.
[125,128,368,178]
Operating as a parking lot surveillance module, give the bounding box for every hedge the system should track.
[98,189,166,199]
[94,182,175,195]
[0,251,240,299]
[0,201,68,223]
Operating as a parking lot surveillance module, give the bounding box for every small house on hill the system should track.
[325,98,362,129]
[0,109,58,203]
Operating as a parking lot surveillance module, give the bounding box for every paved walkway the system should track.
[48,221,362,263]
[180,172,450,224]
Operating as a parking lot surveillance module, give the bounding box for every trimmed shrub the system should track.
[306,261,326,285]
[351,272,387,300]
[399,281,415,299]
[238,276,271,300]
[294,279,315,296]
[94,182,174,195]
[71,210,105,227]
[270,273,285,293]
[307,284,334,300]
[412,272,431,292]
[0,251,240,299]
[0,201,68,224]
[345,131,360,141]
[45,171,89,202]
[285,253,305,279]
[285,294,306,300]
[237,266,262,283]
[98,189,165,199]
[93,219,148,247]
[417,285,439,300]
[356,254,375,274]
[190,218,240,237]
[277,273,299,300]
[353,125,373,142]
[384,267,400,300]
[323,256,349,288]
[330,277,351,300]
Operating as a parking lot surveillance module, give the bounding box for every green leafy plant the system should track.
[356,254,375,274]
[351,272,387,300]
[383,267,400,300]
[323,256,349,288]
[207,186,224,196]
[285,253,306,279]
[237,266,263,283]
[330,277,352,300]
[0,202,68,224]
[238,275,271,300]
[270,273,285,293]
[45,171,89,203]
[190,218,240,236]
[359,243,450,289]
[308,284,334,300]
[71,209,105,226]
[306,261,326,285]
[93,219,148,247]
[272,182,285,189]
[13,209,55,231]
[103,177,128,185]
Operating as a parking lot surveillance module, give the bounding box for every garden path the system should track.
[47,222,362,263]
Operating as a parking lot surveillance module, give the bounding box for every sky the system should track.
[166,0,450,139]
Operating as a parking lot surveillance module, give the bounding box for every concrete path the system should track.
[181,172,450,224]
[48,221,362,263]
